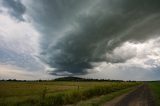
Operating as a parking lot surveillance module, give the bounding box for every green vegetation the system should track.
[72,87,135,106]
[0,81,140,106]
[149,81,160,106]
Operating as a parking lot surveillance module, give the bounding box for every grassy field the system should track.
[148,81,160,106]
[0,81,140,106]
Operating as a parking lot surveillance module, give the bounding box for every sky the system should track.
[0,0,160,81]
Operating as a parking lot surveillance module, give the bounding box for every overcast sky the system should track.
[0,0,160,80]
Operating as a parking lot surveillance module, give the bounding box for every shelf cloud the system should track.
[1,0,160,80]
[24,0,160,75]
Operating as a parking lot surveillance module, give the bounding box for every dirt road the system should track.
[104,84,155,106]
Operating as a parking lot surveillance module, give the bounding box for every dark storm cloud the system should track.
[2,0,26,21]
[26,0,160,75]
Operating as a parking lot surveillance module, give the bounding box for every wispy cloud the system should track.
[0,2,54,79]
[1,0,26,21]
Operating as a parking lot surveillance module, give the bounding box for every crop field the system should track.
[0,81,140,106]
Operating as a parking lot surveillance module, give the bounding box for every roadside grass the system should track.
[71,87,135,106]
[0,81,140,106]
[148,81,160,106]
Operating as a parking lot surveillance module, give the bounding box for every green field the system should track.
[0,81,140,106]
[149,81,160,106]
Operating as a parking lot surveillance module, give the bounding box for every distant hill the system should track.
[54,77,85,81]
[54,77,125,82]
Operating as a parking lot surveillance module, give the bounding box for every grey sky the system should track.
[0,0,160,80]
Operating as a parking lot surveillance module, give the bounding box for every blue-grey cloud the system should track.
[23,0,160,75]
[1,0,26,21]
[0,47,43,71]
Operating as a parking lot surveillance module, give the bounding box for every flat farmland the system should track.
[0,81,140,106]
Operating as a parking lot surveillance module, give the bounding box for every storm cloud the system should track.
[1,0,160,80]
[20,0,160,75]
